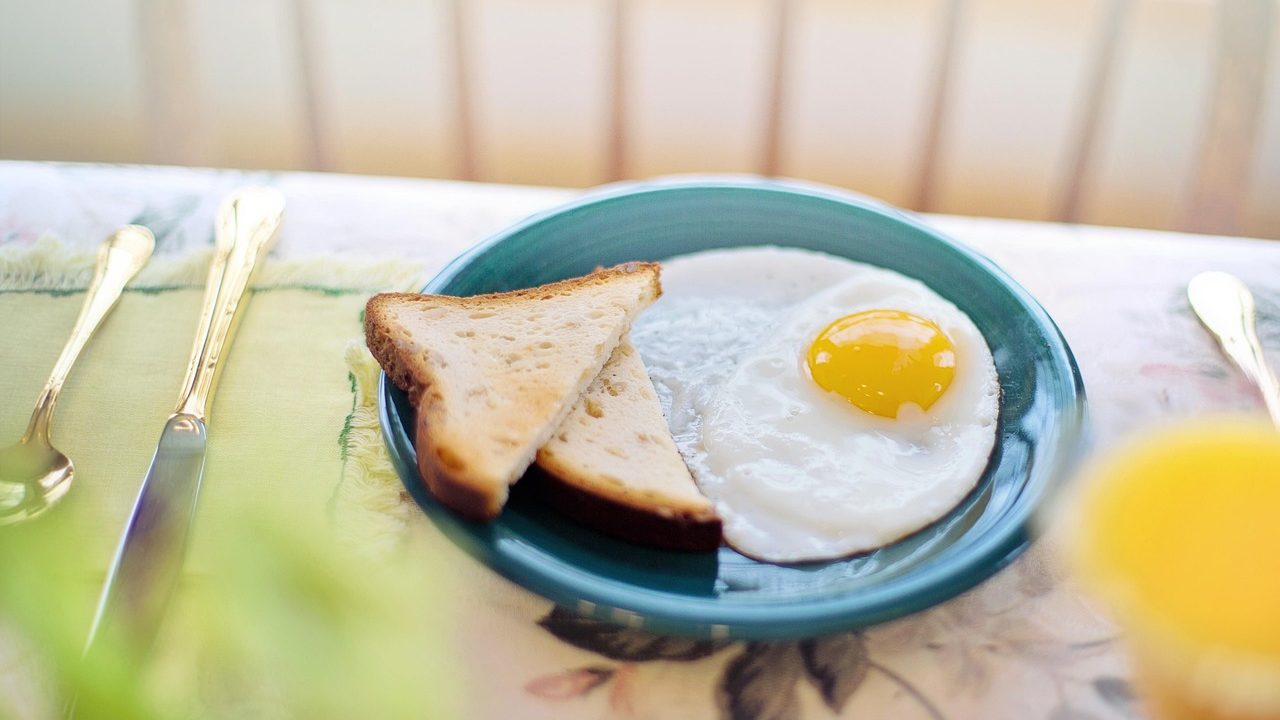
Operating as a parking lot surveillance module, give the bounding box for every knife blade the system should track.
[80,414,207,659]
[76,188,285,699]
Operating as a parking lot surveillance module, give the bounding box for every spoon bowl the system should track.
[0,226,153,526]
[0,441,72,523]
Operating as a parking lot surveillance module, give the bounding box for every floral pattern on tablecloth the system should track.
[4,161,1280,720]
[520,543,1134,720]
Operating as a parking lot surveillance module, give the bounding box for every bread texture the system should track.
[365,263,660,520]
[534,337,721,551]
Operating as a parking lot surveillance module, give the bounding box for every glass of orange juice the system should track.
[1064,418,1280,720]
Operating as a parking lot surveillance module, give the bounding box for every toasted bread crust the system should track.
[523,466,723,552]
[365,262,661,520]
[364,262,661,402]
[535,448,715,518]
[367,262,660,319]
[367,302,498,518]
[364,307,427,402]
[415,411,504,520]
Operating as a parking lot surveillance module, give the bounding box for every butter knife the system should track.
[79,188,285,675]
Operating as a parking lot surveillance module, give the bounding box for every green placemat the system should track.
[0,238,460,718]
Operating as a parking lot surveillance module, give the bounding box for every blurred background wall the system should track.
[0,0,1277,238]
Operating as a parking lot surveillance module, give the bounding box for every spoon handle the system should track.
[172,188,284,419]
[24,226,155,444]
[1187,271,1280,428]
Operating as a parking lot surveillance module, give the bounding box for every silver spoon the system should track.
[0,226,155,525]
[1187,271,1280,428]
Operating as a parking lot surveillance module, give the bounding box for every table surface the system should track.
[2,161,1278,720]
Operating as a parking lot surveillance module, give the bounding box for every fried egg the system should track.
[632,247,999,563]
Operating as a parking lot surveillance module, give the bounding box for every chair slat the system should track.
[607,0,629,181]
[913,0,965,212]
[138,0,210,166]
[1056,0,1132,223]
[450,0,478,181]
[1184,0,1275,235]
[760,0,794,177]
[287,0,329,171]
[1075,0,1216,232]
[624,0,776,178]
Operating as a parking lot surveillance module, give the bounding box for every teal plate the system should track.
[379,177,1086,639]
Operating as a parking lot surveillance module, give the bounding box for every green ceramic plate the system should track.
[379,177,1086,639]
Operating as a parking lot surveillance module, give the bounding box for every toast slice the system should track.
[365,263,660,520]
[533,337,721,551]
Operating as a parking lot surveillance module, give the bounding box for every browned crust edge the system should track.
[363,261,661,402]
[366,303,503,519]
[535,447,716,521]
[363,262,663,522]
[524,464,723,552]
[416,410,505,521]
[371,262,660,316]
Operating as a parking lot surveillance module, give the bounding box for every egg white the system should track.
[632,247,999,563]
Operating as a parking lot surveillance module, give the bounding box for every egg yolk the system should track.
[806,309,956,418]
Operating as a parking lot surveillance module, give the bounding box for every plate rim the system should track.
[377,175,1087,638]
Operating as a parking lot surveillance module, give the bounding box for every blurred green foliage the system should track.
[0,501,460,719]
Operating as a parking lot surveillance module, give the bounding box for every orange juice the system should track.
[1067,419,1280,720]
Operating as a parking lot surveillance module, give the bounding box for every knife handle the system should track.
[173,188,284,420]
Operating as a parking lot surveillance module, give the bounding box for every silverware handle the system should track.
[1241,333,1280,427]
[25,226,153,444]
[173,188,285,419]
[72,191,285,717]
[1188,271,1280,427]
